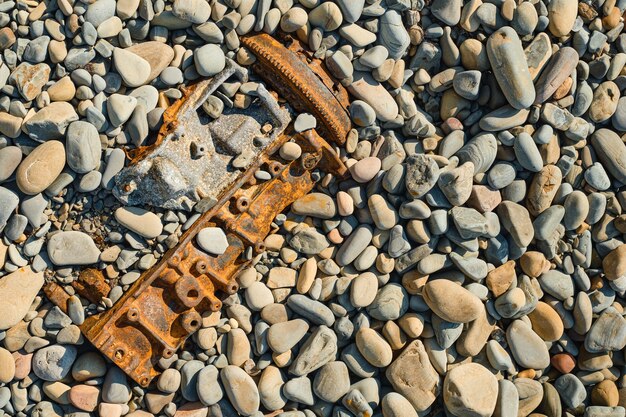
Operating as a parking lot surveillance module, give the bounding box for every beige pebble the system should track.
[0,347,15,383]
[603,244,626,281]
[349,156,381,183]
[423,279,483,323]
[47,76,76,101]
[547,0,578,37]
[355,327,393,367]
[16,140,66,195]
[528,301,564,342]
[69,385,100,412]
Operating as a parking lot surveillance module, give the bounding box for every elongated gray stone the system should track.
[336,225,373,266]
[591,129,626,184]
[486,26,535,109]
[290,326,337,376]
[456,133,497,174]
[585,307,626,353]
[534,47,578,104]
[506,320,550,369]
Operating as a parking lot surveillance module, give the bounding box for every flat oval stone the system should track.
[479,106,530,132]
[423,280,483,323]
[591,129,626,184]
[563,190,589,230]
[197,366,221,406]
[514,132,543,172]
[172,0,211,24]
[220,365,260,416]
[547,0,577,37]
[506,320,550,369]
[194,44,226,78]
[350,272,378,308]
[486,26,535,109]
[611,97,626,131]
[539,269,574,300]
[603,244,626,281]
[292,193,336,219]
[66,121,101,174]
[534,47,579,104]
[267,319,309,354]
[114,207,163,238]
[286,295,335,327]
[196,227,228,256]
[0,267,44,330]
[16,140,66,195]
[0,348,14,383]
[355,327,393,367]
[527,301,564,342]
[69,385,100,411]
[312,361,350,403]
[336,225,373,266]
[350,157,381,183]
[32,345,77,382]
[348,72,399,122]
[497,201,534,248]
[47,231,101,266]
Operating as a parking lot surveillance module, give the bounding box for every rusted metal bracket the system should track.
[44,33,351,387]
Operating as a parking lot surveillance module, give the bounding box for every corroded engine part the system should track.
[113,59,291,211]
[241,33,351,146]
[44,34,351,387]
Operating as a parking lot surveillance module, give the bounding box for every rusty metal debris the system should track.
[45,34,350,387]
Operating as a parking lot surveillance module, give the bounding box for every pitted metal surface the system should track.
[113,59,292,211]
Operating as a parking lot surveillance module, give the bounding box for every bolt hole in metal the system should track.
[235,196,250,213]
[126,308,140,322]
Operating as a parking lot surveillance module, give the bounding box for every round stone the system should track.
[196,227,229,255]
[71,352,107,382]
[194,44,226,77]
[312,361,350,402]
[32,345,78,382]
[350,157,381,183]
[47,231,101,266]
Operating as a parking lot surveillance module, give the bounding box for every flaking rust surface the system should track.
[45,33,351,387]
